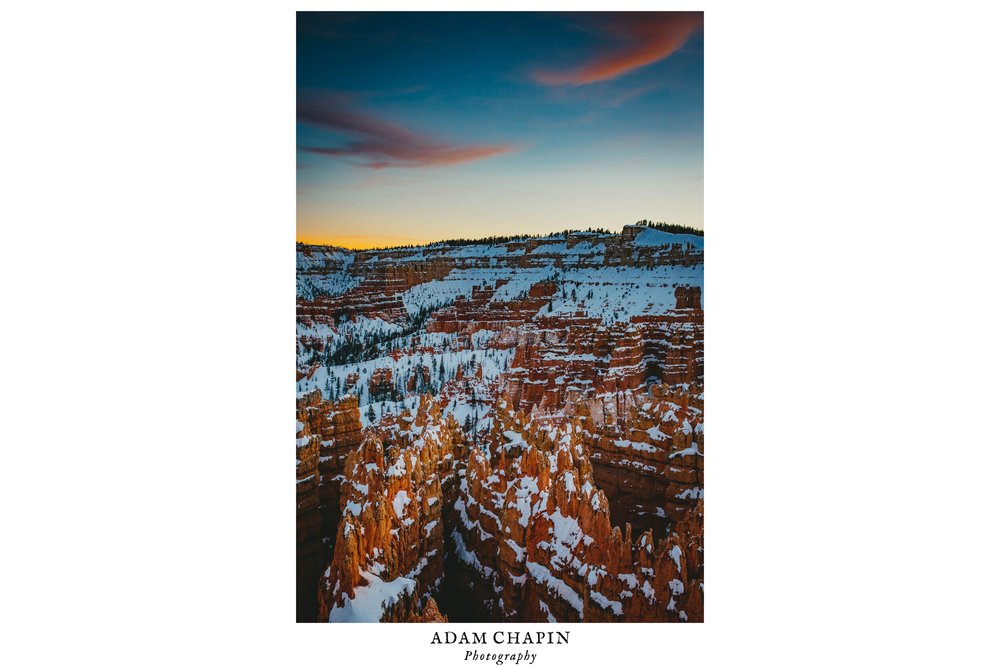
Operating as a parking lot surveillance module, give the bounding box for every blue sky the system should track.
[297,12,703,247]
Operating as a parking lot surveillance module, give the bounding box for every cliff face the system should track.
[297,225,704,622]
[296,392,364,538]
[578,385,704,531]
[295,428,324,622]
[295,391,366,620]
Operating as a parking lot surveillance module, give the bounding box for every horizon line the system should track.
[296,221,704,252]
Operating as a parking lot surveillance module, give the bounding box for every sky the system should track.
[297,12,703,248]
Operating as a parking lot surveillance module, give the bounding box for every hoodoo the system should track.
[297,224,704,623]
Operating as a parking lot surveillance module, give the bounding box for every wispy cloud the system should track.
[532,12,702,86]
[298,93,512,169]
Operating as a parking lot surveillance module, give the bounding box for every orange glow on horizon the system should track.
[296,234,433,250]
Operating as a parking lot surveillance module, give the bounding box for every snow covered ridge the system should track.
[626,225,704,250]
[296,225,702,299]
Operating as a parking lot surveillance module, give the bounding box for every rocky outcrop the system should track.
[295,391,366,620]
[369,367,393,402]
[298,258,455,327]
[450,407,702,622]
[408,596,448,622]
[502,314,704,413]
[296,426,324,622]
[577,386,704,531]
[317,397,465,622]
[427,281,557,335]
[674,285,702,310]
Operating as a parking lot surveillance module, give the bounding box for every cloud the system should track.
[297,93,512,169]
[532,12,702,86]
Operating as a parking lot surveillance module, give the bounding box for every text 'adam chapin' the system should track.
[430,631,570,645]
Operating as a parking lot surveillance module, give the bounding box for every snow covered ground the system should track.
[297,226,703,406]
[543,265,704,324]
[326,570,416,623]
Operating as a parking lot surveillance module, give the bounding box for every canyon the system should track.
[296,224,704,622]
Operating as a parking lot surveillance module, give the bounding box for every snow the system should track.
[452,530,495,578]
[525,561,583,618]
[296,343,515,404]
[539,265,703,324]
[563,472,576,494]
[675,487,704,500]
[632,227,704,250]
[618,573,639,588]
[670,443,702,459]
[510,475,541,527]
[646,426,667,441]
[392,490,411,519]
[400,272,489,316]
[589,590,624,615]
[386,454,407,478]
[505,538,526,561]
[642,580,656,601]
[297,247,358,300]
[538,599,558,623]
[541,508,584,566]
[613,438,659,453]
[327,570,415,623]
[670,545,683,570]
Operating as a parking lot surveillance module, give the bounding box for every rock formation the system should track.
[316,397,465,622]
[296,224,705,622]
[448,406,703,622]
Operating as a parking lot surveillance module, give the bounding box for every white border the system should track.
[3,1,998,665]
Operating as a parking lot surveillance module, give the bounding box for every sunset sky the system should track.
[297,12,703,248]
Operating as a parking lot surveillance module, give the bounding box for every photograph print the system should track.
[296,11,704,623]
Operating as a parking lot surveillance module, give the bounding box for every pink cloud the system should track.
[532,12,703,86]
[298,94,511,169]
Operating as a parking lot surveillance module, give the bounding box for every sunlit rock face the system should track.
[317,397,462,623]
[296,225,704,622]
